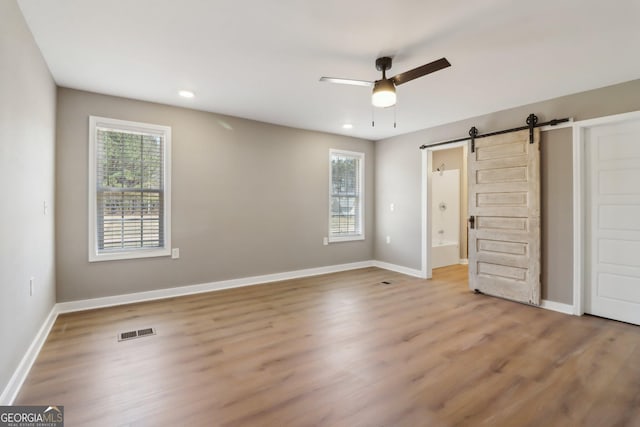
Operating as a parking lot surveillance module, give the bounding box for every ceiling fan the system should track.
[320,56,451,108]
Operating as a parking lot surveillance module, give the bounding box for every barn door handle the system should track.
[469,216,475,229]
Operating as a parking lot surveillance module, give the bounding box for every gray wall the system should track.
[56,88,374,302]
[375,79,640,304]
[0,0,56,399]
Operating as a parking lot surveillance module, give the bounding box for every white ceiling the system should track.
[17,0,640,141]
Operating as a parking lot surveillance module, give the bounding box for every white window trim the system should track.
[328,148,365,243]
[88,116,172,262]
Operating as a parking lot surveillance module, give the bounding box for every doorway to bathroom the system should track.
[423,141,469,278]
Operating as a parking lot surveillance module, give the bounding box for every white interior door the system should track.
[585,118,640,325]
[468,129,541,305]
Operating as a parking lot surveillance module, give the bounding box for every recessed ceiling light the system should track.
[179,90,194,98]
[342,123,353,129]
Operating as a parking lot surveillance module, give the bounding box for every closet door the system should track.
[585,118,640,325]
[468,129,541,305]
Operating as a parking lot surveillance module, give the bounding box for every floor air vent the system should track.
[118,327,156,342]
[137,328,155,337]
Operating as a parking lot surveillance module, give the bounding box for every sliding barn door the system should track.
[468,129,541,305]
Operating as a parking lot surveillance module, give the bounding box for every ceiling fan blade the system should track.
[390,57,451,86]
[319,77,373,87]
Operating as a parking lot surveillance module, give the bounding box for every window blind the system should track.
[95,127,165,252]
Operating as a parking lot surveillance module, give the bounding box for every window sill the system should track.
[328,235,365,243]
[89,248,171,262]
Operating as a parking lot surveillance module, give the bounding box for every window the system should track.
[329,149,364,242]
[89,116,171,261]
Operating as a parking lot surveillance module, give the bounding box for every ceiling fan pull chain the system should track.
[394,104,397,128]
[371,105,375,127]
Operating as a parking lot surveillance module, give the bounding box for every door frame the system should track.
[572,110,640,316]
[421,141,469,280]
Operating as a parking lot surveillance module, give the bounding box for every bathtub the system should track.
[432,240,459,268]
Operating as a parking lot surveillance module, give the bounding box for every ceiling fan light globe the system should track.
[372,79,396,108]
[372,91,396,108]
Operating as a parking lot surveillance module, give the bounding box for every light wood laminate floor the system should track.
[16,265,640,426]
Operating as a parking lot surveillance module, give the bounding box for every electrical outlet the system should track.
[390,203,395,212]
[386,236,391,244]
[171,248,180,259]
[323,237,328,246]
[29,277,34,296]
[43,201,48,215]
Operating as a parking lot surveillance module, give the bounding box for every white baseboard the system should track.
[57,260,376,314]
[0,305,59,405]
[372,261,425,278]
[459,258,469,265]
[540,299,575,315]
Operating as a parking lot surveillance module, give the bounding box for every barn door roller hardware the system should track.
[419,114,570,152]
